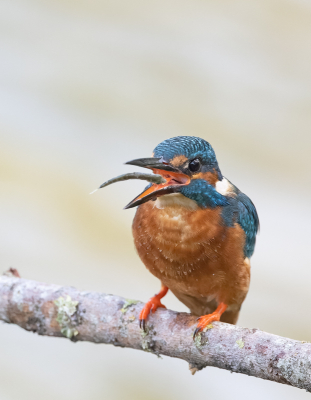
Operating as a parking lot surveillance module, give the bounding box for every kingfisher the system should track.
[95,136,259,338]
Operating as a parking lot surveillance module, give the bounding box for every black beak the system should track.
[125,157,179,172]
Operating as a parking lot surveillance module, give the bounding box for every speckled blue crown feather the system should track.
[153,136,218,165]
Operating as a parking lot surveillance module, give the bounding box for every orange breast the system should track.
[132,200,250,307]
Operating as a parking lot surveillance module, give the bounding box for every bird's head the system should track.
[95,136,224,209]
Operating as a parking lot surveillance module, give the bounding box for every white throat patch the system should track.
[215,178,234,196]
[155,193,198,210]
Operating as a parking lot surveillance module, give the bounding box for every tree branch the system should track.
[0,275,310,392]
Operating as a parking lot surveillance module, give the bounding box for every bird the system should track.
[95,136,259,338]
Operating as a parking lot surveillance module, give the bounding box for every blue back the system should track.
[236,192,259,258]
[180,180,259,258]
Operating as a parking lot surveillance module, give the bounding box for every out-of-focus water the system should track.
[1,1,311,399]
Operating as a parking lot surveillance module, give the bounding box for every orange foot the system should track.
[193,302,227,339]
[139,285,168,331]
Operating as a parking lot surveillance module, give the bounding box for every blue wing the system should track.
[236,192,259,258]
[220,183,259,258]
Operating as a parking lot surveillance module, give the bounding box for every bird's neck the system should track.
[155,176,234,211]
[155,193,199,210]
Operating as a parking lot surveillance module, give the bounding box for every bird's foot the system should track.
[139,286,168,331]
[193,302,227,339]
[193,313,220,339]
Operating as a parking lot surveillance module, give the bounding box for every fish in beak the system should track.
[92,157,190,209]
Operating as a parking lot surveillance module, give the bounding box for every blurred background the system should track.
[1,0,311,399]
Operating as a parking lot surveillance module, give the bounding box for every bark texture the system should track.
[0,276,310,392]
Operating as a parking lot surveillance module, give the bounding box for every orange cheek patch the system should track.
[192,171,219,186]
[170,154,188,167]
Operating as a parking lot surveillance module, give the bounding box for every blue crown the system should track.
[153,136,218,166]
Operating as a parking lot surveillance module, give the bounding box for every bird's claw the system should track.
[139,296,166,332]
[193,303,227,340]
[139,318,146,331]
[193,313,220,340]
[193,327,201,339]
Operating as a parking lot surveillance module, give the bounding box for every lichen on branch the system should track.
[54,296,79,339]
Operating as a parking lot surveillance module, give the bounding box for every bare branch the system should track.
[0,276,310,392]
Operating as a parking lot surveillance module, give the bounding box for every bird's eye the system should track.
[188,159,201,172]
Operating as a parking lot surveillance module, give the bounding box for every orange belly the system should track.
[132,200,250,317]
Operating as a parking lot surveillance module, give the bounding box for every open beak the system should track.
[93,157,190,209]
[124,157,190,209]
